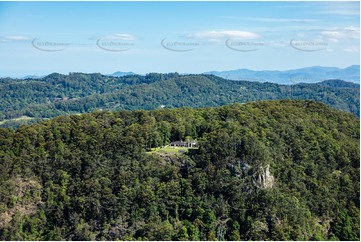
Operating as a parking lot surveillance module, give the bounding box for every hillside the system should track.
[317,79,360,88]
[0,73,359,129]
[0,100,359,240]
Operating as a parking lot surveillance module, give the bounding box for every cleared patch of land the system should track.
[0,116,34,125]
[146,145,198,154]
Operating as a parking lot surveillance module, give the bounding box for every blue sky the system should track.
[0,1,359,77]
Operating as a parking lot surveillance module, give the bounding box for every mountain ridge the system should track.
[106,71,137,77]
[0,73,359,129]
[204,65,360,84]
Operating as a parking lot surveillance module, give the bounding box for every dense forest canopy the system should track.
[0,100,359,240]
[0,73,359,129]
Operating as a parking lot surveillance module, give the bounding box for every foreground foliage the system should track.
[0,100,359,240]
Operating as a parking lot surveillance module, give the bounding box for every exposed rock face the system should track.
[0,177,42,228]
[256,164,275,189]
[227,160,275,191]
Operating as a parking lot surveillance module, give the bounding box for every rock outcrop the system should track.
[255,164,275,189]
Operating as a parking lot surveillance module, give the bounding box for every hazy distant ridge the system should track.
[204,65,360,84]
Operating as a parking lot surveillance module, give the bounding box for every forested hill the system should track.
[0,100,359,240]
[317,79,360,88]
[0,73,359,128]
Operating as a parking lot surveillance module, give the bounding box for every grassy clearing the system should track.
[146,145,197,154]
[0,116,34,125]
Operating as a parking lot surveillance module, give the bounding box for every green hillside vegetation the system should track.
[0,100,359,240]
[0,73,359,129]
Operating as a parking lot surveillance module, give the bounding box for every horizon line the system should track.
[1,64,359,79]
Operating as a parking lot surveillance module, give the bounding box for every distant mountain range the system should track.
[204,65,360,84]
[6,65,358,84]
[106,71,136,77]
[22,75,46,79]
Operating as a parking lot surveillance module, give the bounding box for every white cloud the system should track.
[219,16,317,23]
[321,31,343,38]
[109,34,137,41]
[317,10,359,15]
[267,40,289,48]
[187,30,261,40]
[315,2,359,16]
[343,46,359,53]
[244,17,317,23]
[1,35,32,42]
[345,26,359,32]
[328,38,339,43]
[321,26,360,40]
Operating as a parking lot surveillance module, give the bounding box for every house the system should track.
[169,140,198,148]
